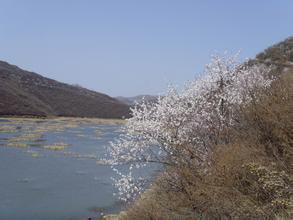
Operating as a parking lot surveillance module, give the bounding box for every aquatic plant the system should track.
[0,125,19,133]
[7,133,44,143]
[43,142,70,151]
[7,142,28,148]
[31,152,40,158]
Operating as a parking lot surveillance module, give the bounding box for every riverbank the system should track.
[101,212,126,220]
[0,116,126,125]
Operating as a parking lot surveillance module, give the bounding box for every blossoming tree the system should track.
[109,54,273,201]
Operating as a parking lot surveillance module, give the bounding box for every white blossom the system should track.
[108,54,273,201]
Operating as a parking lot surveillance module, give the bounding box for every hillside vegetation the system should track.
[109,38,293,219]
[0,61,130,118]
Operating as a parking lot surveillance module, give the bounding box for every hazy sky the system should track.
[0,0,292,97]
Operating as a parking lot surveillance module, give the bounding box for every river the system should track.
[0,118,156,220]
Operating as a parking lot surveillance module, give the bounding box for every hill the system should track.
[116,95,158,106]
[0,61,130,118]
[248,36,293,74]
[256,36,293,65]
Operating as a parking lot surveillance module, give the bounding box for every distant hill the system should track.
[256,36,293,64]
[0,61,130,118]
[248,37,293,74]
[116,95,158,106]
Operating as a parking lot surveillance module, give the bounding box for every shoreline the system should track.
[0,116,126,125]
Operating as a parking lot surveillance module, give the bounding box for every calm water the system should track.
[0,118,157,220]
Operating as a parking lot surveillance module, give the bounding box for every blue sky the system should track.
[0,0,292,96]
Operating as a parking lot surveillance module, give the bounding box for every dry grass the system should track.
[122,72,293,219]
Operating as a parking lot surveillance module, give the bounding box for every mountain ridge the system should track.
[0,60,130,118]
[116,95,159,106]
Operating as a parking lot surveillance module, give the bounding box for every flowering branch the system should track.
[108,53,273,201]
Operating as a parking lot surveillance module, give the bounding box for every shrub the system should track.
[108,54,292,219]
